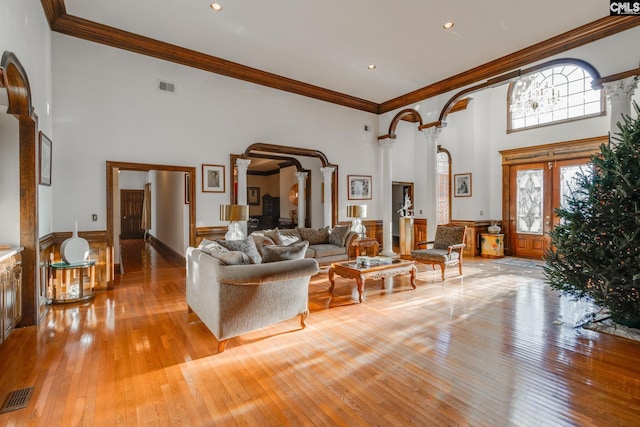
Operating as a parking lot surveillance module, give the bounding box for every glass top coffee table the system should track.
[328,258,417,303]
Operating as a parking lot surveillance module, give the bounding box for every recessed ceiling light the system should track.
[210,3,222,11]
[368,64,376,70]
[443,21,454,29]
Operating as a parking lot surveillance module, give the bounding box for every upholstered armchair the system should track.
[411,224,467,281]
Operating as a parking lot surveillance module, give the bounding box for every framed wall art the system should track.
[39,132,52,186]
[347,175,372,200]
[454,173,472,197]
[247,187,261,205]
[202,164,225,193]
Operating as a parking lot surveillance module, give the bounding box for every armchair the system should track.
[411,224,467,281]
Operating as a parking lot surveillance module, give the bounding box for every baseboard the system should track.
[148,235,185,267]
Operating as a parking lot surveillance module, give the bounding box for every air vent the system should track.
[158,80,176,93]
[0,387,34,413]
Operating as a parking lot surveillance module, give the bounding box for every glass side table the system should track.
[49,260,97,304]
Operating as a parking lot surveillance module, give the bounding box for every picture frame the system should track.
[247,187,261,205]
[184,173,190,204]
[347,175,372,200]
[454,173,472,197]
[39,132,52,186]
[202,164,225,193]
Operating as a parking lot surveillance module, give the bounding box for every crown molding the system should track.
[39,1,640,115]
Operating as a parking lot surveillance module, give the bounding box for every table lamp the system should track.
[220,204,249,241]
[346,204,367,238]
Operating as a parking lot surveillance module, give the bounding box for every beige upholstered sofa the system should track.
[186,246,319,353]
[253,225,358,266]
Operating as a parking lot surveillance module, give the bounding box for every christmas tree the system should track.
[544,102,640,327]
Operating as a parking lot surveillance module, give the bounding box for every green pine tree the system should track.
[544,102,640,327]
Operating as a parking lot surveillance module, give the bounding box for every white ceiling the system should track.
[65,0,607,104]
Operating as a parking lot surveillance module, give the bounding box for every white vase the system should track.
[60,221,90,264]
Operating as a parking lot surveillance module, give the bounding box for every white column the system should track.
[604,76,638,136]
[422,127,441,242]
[320,166,335,227]
[295,171,308,228]
[236,158,251,236]
[379,138,396,256]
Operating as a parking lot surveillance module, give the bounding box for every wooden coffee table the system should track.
[328,259,417,303]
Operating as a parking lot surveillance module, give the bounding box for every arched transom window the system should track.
[508,63,604,132]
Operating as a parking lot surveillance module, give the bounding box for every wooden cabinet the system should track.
[0,248,23,344]
[413,218,427,249]
[260,194,280,229]
[451,220,500,257]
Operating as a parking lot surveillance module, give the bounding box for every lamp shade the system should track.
[219,204,249,222]
[346,205,367,218]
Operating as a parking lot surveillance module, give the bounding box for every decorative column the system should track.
[320,166,335,227]
[422,127,441,242]
[235,158,251,236]
[379,137,396,256]
[603,76,638,136]
[295,171,308,228]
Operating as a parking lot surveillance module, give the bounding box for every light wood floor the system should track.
[1,240,639,426]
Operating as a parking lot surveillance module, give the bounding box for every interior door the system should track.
[120,190,145,240]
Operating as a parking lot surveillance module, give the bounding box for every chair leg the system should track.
[458,261,463,276]
[300,311,308,329]
[440,263,446,281]
[218,339,229,353]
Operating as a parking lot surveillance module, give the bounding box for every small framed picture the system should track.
[347,175,372,200]
[454,173,472,197]
[39,132,52,186]
[202,164,225,193]
[247,187,261,205]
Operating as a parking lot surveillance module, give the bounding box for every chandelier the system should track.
[510,74,560,117]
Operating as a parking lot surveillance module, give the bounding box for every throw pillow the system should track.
[298,226,330,245]
[208,249,251,265]
[263,228,283,245]
[198,239,229,255]
[329,225,350,247]
[251,234,275,257]
[217,238,262,264]
[261,241,309,263]
[279,229,302,246]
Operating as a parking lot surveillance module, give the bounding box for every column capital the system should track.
[421,127,442,145]
[295,171,308,180]
[603,76,638,102]
[320,166,336,177]
[379,138,396,150]
[236,158,251,172]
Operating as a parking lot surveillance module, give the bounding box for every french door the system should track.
[501,136,606,259]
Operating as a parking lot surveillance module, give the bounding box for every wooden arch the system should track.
[380,108,424,139]
[428,58,604,129]
[0,51,40,327]
[233,143,338,225]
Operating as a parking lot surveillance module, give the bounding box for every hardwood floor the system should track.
[1,241,639,426]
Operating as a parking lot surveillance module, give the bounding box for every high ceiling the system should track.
[46,1,635,112]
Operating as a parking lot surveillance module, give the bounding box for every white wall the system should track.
[0,112,20,244]
[51,33,379,235]
[152,170,187,256]
[0,0,54,237]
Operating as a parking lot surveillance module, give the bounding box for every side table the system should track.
[480,233,504,258]
[50,260,97,304]
[351,237,380,258]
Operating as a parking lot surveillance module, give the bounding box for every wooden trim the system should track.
[596,67,640,85]
[148,235,185,267]
[195,226,228,246]
[47,13,378,114]
[379,17,640,113]
[39,2,639,114]
[499,135,607,165]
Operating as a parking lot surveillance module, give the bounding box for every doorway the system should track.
[501,136,605,259]
[392,181,414,248]
[106,161,196,287]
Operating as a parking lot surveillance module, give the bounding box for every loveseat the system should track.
[186,245,319,353]
[252,225,358,266]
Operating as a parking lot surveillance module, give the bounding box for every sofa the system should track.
[252,225,358,266]
[186,245,319,353]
